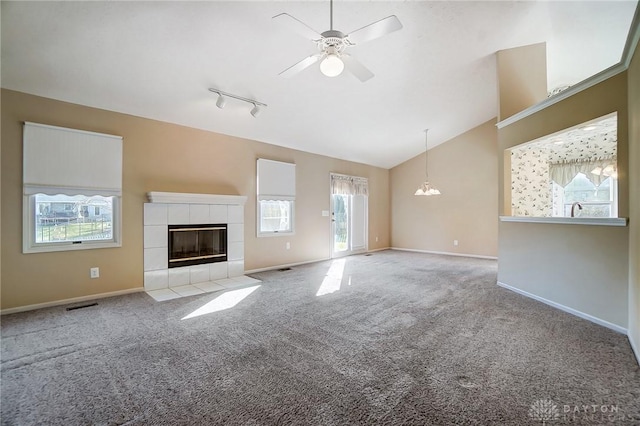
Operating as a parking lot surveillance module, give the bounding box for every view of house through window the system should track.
[34,194,114,243]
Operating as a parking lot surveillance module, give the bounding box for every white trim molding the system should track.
[499,216,628,227]
[496,64,626,129]
[1,288,144,315]
[497,281,627,334]
[497,3,640,130]
[391,247,497,260]
[245,257,330,274]
[629,334,640,366]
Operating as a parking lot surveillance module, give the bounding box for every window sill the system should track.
[499,216,628,227]
[257,231,295,238]
[23,240,121,254]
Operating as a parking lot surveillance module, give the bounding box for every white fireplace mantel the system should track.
[147,192,247,205]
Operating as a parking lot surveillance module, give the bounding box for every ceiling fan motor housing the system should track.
[319,30,351,54]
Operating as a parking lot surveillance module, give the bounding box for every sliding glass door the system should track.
[331,192,367,258]
[330,173,368,258]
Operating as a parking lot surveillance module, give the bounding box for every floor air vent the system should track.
[66,302,98,311]
[278,267,292,271]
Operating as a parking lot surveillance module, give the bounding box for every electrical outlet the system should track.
[286,242,290,250]
[453,240,459,246]
[376,236,379,242]
[90,267,100,279]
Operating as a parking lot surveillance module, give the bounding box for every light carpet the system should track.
[1,250,639,425]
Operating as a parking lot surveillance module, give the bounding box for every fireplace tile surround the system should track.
[143,192,252,298]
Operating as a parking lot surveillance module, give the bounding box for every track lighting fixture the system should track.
[208,88,267,118]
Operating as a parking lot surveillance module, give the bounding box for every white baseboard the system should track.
[497,281,627,334]
[391,247,497,260]
[245,257,330,274]
[1,288,144,315]
[629,332,640,366]
[245,249,391,274]
[367,247,391,253]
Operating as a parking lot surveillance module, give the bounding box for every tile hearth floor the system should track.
[146,275,262,302]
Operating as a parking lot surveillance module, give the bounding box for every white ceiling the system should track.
[1,1,636,169]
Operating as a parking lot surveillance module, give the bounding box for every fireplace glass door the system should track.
[168,224,227,268]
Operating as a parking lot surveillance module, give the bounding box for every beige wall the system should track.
[0,89,390,310]
[499,222,629,327]
[628,35,640,357]
[496,42,548,121]
[390,119,498,257]
[498,72,630,328]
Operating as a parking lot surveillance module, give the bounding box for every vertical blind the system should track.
[23,122,123,196]
[257,158,296,200]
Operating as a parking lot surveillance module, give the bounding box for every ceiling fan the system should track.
[273,0,402,82]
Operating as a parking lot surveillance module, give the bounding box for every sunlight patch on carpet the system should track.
[316,259,345,296]
[182,285,261,319]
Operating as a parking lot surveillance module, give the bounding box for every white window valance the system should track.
[257,158,296,201]
[23,122,123,196]
[549,158,616,187]
[330,174,368,196]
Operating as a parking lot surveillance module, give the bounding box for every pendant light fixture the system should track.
[414,129,441,196]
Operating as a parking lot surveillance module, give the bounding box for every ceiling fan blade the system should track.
[273,13,322,41]
[342,54,374,82]
[347,15,403,45]
[279,54,323,78]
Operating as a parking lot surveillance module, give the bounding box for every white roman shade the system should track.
[23,122,123,196]
[257,158,296,201]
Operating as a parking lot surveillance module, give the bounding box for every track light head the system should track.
[250,103,262,118]
[216,94,226,109]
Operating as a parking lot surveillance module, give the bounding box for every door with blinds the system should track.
[330,174,368,258]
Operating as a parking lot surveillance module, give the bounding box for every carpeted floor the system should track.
[1,250,639,425]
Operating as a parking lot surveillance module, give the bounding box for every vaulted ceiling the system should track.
[1,1,636,168]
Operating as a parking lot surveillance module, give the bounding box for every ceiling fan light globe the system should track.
[320,54,344,77]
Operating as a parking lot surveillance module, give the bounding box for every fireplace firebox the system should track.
[168,224,227,268]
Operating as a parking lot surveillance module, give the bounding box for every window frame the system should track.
[553,174,618,219]
[256,199,295,237]
[23,193,122,253]
[256,158,296,238]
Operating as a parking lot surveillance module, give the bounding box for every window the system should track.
[553,173,617,218]
[23,122,122,253]
[508,113,618,218]
[257,159,295,236]
[34,195,114,243]
[258,200,293,233]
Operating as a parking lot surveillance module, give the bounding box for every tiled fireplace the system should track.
[143,192,247,293]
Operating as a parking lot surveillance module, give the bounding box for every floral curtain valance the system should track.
[549,158,616,187]
[330,174,369,196]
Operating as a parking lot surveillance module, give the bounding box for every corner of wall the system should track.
[626,5,640,365]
